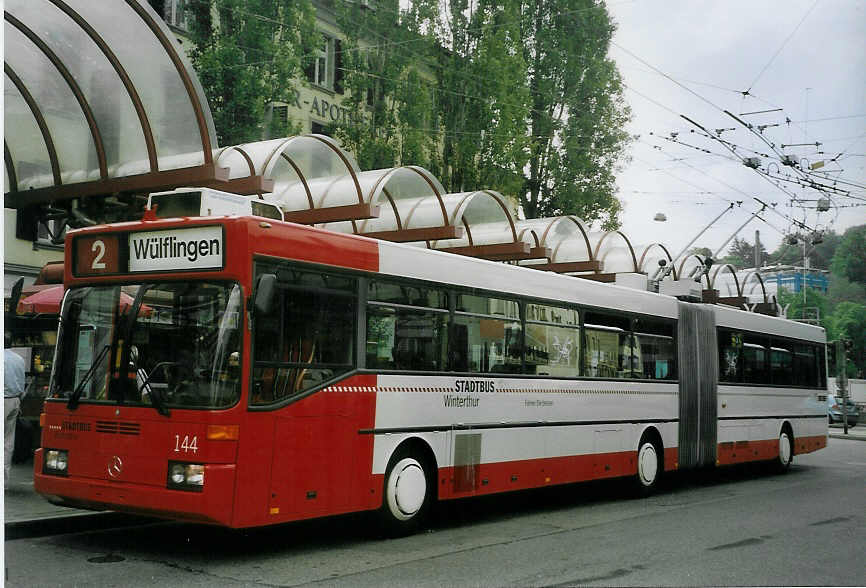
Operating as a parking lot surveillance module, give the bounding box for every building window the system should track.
[164,0,188,31]
[305,35,343,94]
[310,35,332,89]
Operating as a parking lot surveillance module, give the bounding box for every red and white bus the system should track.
[35,196,828,533]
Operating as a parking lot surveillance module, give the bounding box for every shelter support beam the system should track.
[283,204,380,225]
[4,164,230,208]
[362,226,464,243]
[529,260,601,273]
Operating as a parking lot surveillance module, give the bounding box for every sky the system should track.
[604,0,866,260]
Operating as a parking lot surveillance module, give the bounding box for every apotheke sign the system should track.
[285,87,366,127]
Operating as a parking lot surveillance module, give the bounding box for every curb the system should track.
[5,512,157,540]
[829,433,866,442]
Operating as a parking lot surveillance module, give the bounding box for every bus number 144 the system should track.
[174,435,198,454]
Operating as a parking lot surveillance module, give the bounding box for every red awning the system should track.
[16,286,148,316]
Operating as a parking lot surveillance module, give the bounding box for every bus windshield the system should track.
[53,281,243,411]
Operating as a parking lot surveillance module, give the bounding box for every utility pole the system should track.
[754,230,761,268]
[836,339,850,435]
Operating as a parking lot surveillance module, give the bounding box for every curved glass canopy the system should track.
[4,0,220,207]
[636,243,676,279]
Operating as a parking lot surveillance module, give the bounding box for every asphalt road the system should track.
[5,438,864,587]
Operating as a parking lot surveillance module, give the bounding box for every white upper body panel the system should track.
[378,240,679,319]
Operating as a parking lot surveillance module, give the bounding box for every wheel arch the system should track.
[384,437,439,500]
[637,425,665,471]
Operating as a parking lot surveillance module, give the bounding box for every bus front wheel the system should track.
[379,449,433,536]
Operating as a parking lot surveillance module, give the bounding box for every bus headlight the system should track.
[169,463,185,485]
[167,462,204,492]
[44,449,69,476]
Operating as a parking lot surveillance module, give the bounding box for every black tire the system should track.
[633,435,663,496]
[378,446,435,536]
[775,428,794,473]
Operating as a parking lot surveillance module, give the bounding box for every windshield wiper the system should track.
[67,344,110,410]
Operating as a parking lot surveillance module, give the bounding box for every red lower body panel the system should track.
[436,449,642,501]
[33,449,237,526]
[716,434,827,466]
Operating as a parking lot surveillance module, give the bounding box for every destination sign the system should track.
[128,226,223,273]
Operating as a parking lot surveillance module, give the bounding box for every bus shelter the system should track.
[3,0,234,218]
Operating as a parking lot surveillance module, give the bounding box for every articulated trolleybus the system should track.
[35,190,828,534]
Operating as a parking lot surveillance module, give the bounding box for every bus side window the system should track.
[718,329,742,383]
[583,312,630,379]
[741,333,769,385]
[365,281,449,372]
[769,339,794,386]
[252,264,355,405]
[794,342,818,388]
[525,304,579,377]
[452,294,521,374]
[632,318,676,380]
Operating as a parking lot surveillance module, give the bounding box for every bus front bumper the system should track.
[33,450,237,527]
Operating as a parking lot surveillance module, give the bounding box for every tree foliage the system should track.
[332,0,631,224]
[520,0,630,227]
[830,225,866,285]
[332,0,437,169]
[721,237,767,269]
[768,230,842,269]
[186,0,317,146]
[826,302,866,378]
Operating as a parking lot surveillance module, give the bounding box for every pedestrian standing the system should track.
[5,331,26,487]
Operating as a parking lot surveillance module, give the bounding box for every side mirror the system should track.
[254,274,277,316]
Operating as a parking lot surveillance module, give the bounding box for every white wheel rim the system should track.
[386,458,426,521]
[638,443,658,486]
[779,433,791,465]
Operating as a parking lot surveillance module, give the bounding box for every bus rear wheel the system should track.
[379,450,433,536]
[634,436,662,495]
[776,429,793,472]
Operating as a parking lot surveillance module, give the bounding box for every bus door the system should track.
[268,410,354,518]
[677,302,718,468]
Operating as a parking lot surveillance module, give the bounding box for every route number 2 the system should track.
[91,240,106,269]
[174,435,198,454]
[75,234,118,276]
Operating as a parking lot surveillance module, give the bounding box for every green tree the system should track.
[777,286,828,325]
[830,225,866,285]
[827,275,866,308]
[826,302,866,378]
[519,0,630,226]
[333,0,630,224]
[768,230,841,269]
[187,0,317,146]
[332,0,434,169]
[429,0,532,196]
[721,237,766,269]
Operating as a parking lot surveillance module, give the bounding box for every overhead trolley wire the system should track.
[744,0,819,94]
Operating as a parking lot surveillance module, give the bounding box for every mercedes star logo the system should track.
[107,455,123,478]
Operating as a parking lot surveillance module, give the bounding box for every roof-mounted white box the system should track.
[147,187,283,221]
[615,273,649,291]
[659,278,703,301]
